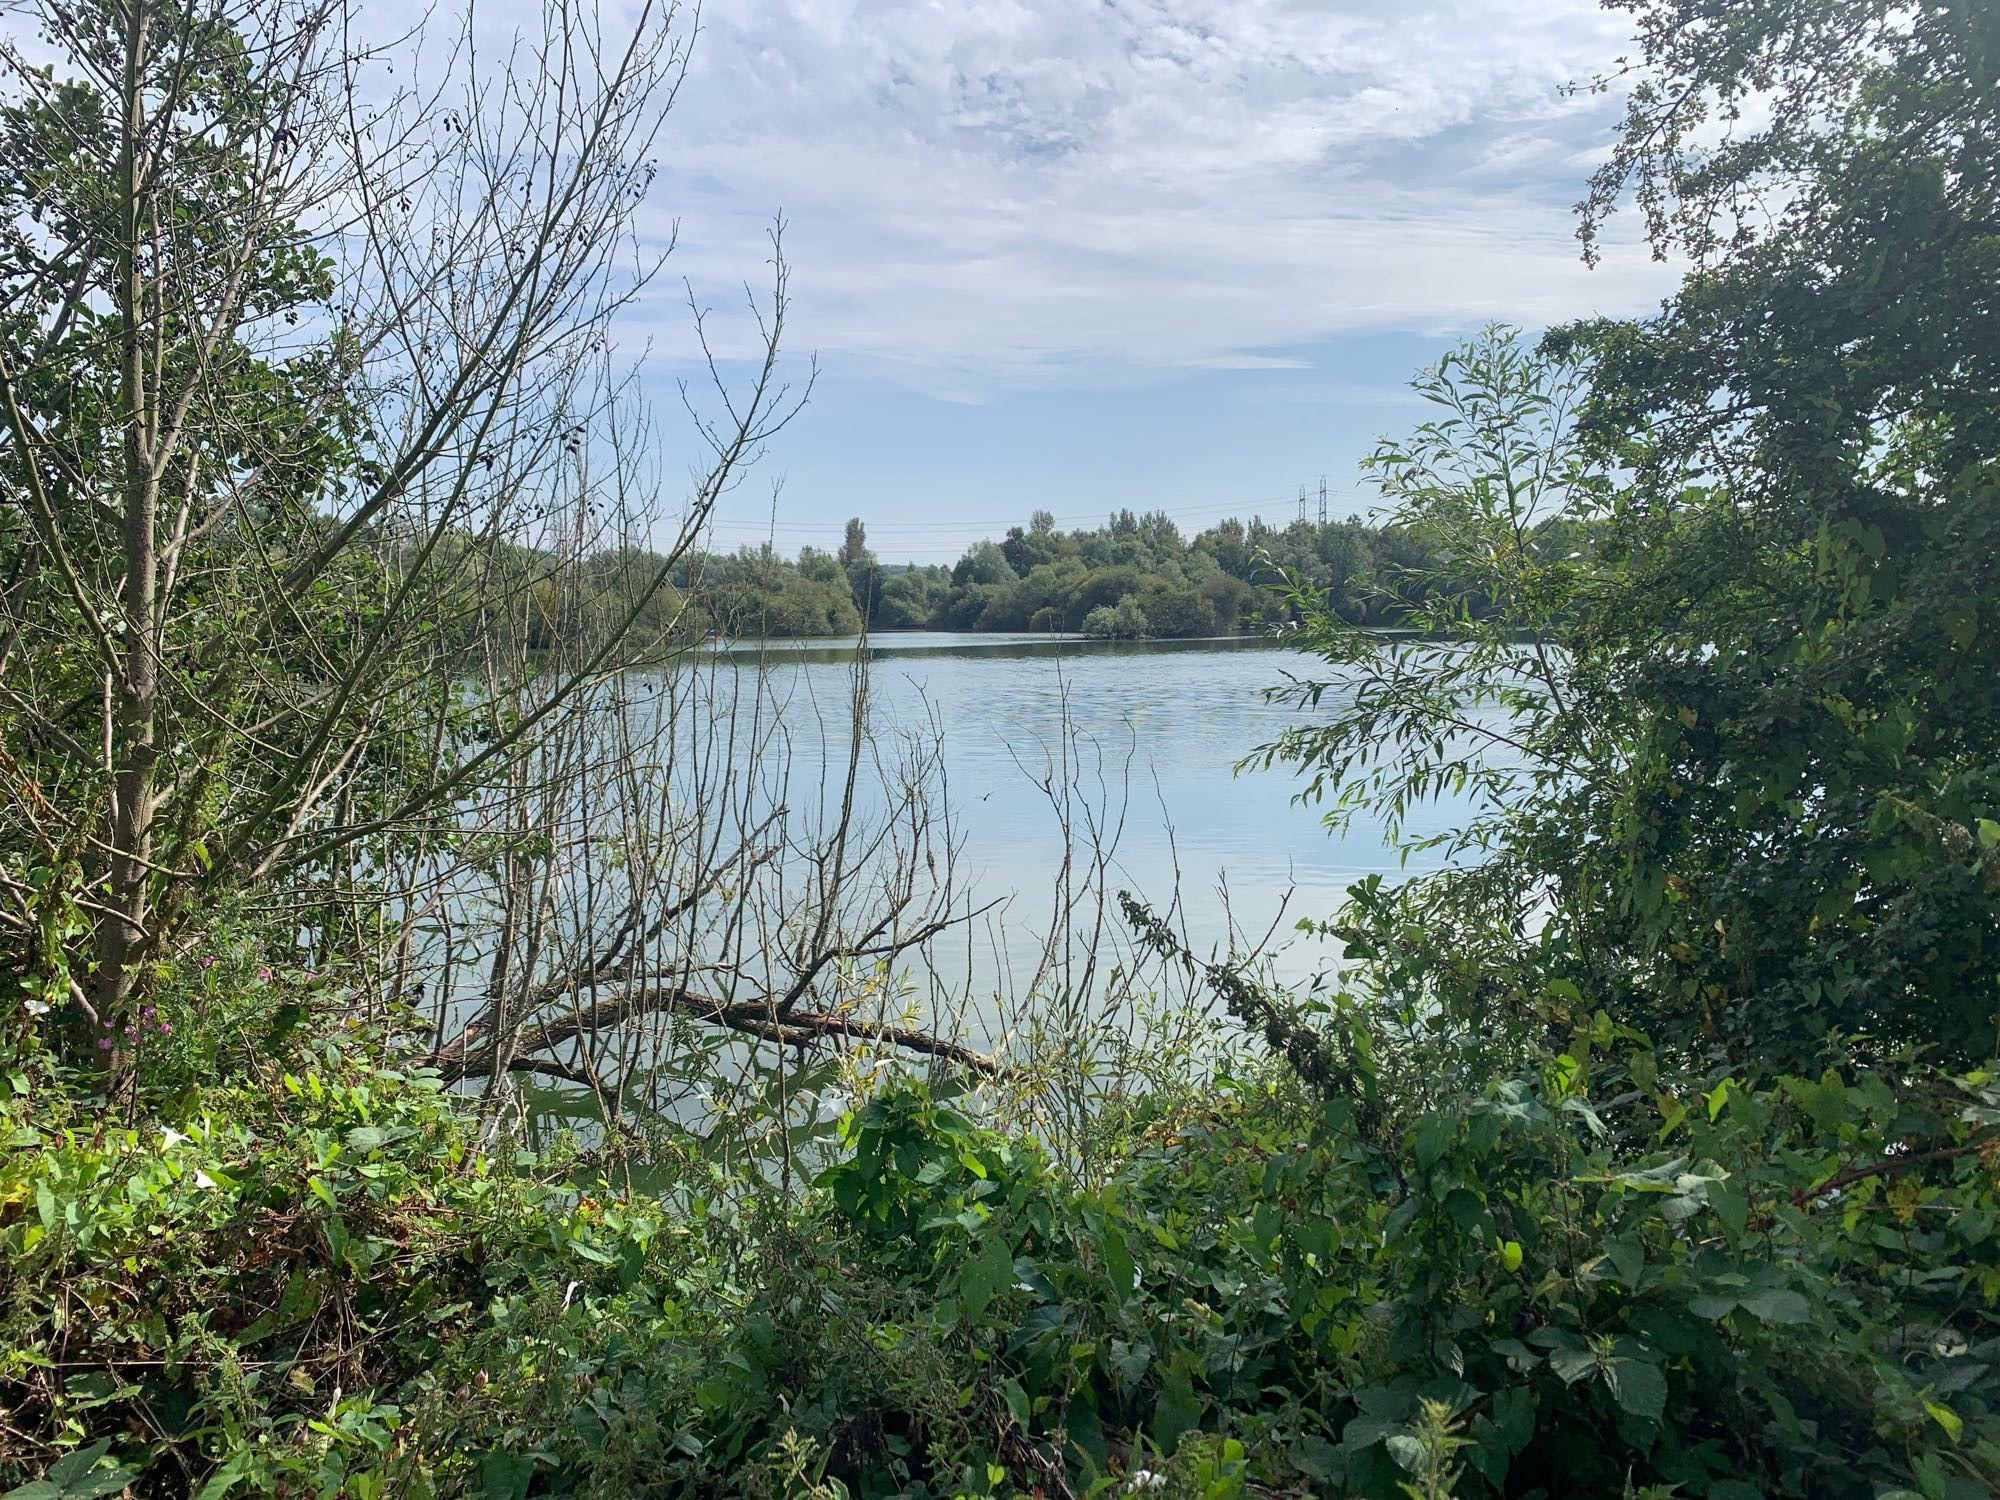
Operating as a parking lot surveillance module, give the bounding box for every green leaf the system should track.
[478,1450,534,1500]
[42,1444,115,1488]
[190,1450,254,1500]
[1065,1400,1107,1470]
[1549,1346,1598,1386]
[1490,1385,1534,1453]
[957,1235,1013,1321]
[1385,1434,1426,1471]
[1709,1180,1749,1237]
[1103,1230,1135,1300]
[1000,1376,1030,1430]
[1922,1399,1963,1443]
[1109,1339,1151,1386]
[343,1125,415,1154]
[1151,1376,1200,1458]
[1444,1187,1484,1233]
[1489,1338,1539,1372]
[1785,1070,1848,1135]
[1604,1235,1645,1289]
[6,1440,142,1500]
[1738,1287,1809,1324]
[1411,1116,1451,1173]
[1604,1359,1667,1422]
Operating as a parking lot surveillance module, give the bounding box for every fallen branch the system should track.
[431,982,998,1082]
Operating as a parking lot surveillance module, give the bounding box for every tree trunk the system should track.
[94,0,158,1097]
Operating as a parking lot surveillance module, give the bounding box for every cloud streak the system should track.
[603,0,1669,395]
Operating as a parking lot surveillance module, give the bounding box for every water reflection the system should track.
[655,632,1466,995]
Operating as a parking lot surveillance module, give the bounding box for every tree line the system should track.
[558,508,1463,642]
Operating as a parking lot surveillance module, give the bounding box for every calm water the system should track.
[490,630,1491,1137]
[698,632,1469,999]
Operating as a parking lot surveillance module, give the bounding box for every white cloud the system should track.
[492,0,1672,393]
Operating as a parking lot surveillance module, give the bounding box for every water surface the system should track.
[698,632,1469,998]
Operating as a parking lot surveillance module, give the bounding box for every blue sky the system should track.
[517,0,1677,563]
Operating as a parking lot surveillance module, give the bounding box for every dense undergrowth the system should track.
[5,976,1997,1497]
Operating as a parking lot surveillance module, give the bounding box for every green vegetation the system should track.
[514,507,1437,642]
[3,0,1999,1497]
[817,508,1430,640]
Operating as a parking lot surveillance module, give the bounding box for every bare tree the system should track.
[409,637,1002,1154]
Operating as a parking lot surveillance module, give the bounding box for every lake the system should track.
[692,631,1471,1027]
[477,628,1497,1139]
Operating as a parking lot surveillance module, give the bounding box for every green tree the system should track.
[951,538,1017,587]
[837,516,868,567]
[838,515,879,623]
[1080,593,1150,639]
[874,566,946,630]
[1560,0,2000,1063]
[1264,0,2000,1070]
[0,0,800,1076]
[1253,329,1619,1053]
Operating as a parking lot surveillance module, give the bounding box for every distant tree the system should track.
[838,516,869,566]
[752,506,1461,640]
[1138,510,1182,552]
[931,582,994,630]
[1135,581,1216,638]
[1080,593,1150,639]
[1201,572,1258,631]
[951,539,1017,587]
[971,581,1034,633]
[837,519,879,624]
[797,546,845,584]
[1000,517,1073,575]
[1196,517,1252,578]
[873,569,940,630]
[1061,566,1147,632]
[999,526,1036,577]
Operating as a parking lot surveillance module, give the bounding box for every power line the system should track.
[704,499,1284,534]
[695,487,1370,538]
